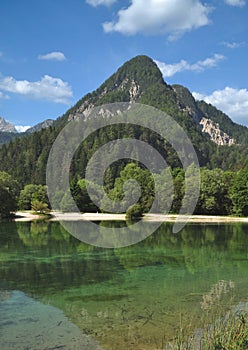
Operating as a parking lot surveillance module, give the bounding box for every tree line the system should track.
[1,163,247,219]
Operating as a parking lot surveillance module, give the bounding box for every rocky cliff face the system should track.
[172,84,204,124]
[25,119,54,133]
[0,117,17,133]
[199,118,235,146]
[171,85,236,146]
[58,55,247,147]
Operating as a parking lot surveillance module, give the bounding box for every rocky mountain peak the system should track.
[65,55,247,147]
[97,55,165,98]
[0,117,17,133]
[25,119,54,134]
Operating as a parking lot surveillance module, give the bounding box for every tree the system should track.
[31,200,50,215]
[126,203,143,220]
[230,166,248,216]
[0,171,19,217]
[153,168,174,213]
[18,184,49,210]
[196,168,233,215]
[108,163,154,213]
[60,190,76,212]
[76,179,99,212]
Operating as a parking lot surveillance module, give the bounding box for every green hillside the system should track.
[0,55,247,189]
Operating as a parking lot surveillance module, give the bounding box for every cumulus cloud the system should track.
[86,0,116,6]
[103,0,211,38]
[224,0,246,7]
[193,87,248,126]
[154,54,225,77]
[0,75,73,104]
[15,125,31,133]
[38,51,66,61]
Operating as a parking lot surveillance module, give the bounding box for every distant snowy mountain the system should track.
[0,117,17,133]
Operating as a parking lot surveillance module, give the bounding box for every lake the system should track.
[0,220,247,349]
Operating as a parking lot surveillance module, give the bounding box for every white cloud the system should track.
[15,125,31,133]
[224,0,246,7]
[221,41,245,49]
[86,0,116,6]
[154,54,225,77]
[0,75,73,104]
[103,0,211,38]
[193,87,248,126]
[0,91,10,99]
[38,51,66,61]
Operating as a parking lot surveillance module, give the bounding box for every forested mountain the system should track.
[0,132,17,147]
[0,118,18,146]
[0,55,247,188]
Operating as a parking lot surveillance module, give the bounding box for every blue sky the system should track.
[0,0,248,130]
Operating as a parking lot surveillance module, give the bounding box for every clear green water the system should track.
[0,220,247,349]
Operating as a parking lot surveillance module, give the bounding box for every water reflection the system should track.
[0,221,247,349]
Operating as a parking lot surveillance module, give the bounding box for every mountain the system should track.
[196,100,248,145]
[171,84,248,146]
[0,55,247,186]
[0,118,54,147]
[25,119,54,134]
[0,117,18,147]
[66,56,248,147]
[0,117,17,133]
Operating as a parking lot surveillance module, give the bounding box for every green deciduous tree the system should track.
[18,184,49,210]
[31,200,50,214]
[230,165,248,216]
[196,168,234,215]
[126,203,143,220]
[0,171,19,217]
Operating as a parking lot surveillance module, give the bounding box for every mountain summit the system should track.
[0,117,17,133]
[66,55,248,146]
[0,55,247,186]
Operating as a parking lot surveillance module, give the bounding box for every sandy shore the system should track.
[13,211,248,223]
[14,211,45,221]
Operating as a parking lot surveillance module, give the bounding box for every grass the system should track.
[164,311,248,350]
[201,311,248,350]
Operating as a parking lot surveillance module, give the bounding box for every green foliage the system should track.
[18,184,49,210]
[126,203,143,220]
[105,163,154,213]
[0,171,19,217]
[172,311,248,350]
[0,54,247,217]
[76,179,99,212]
[196,168,234,215]
[31,200,50,214]
[60,190,76,212]
[153,168,174,213]
[0,131,17,147]
[0,55,247,190]
[230,165,248,216]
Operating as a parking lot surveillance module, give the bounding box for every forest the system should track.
[0,55,247,219]
[0,162,248,219]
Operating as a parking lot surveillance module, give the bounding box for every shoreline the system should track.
[13,211,248,223]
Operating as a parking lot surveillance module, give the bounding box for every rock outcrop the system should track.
[25,119,54,133]
[0,117,17,133]
[200,117,235,146]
